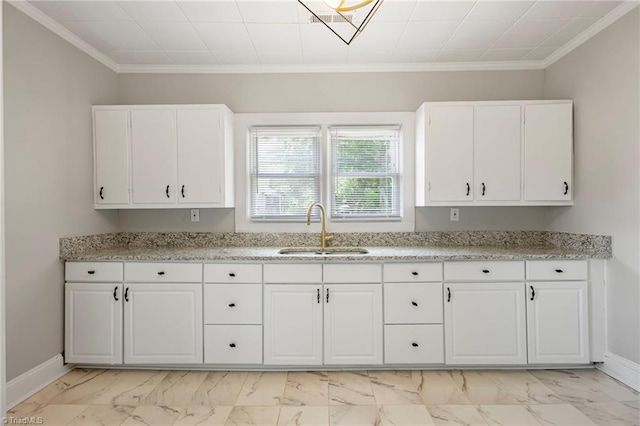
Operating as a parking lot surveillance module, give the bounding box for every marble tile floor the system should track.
[7,369,639,426]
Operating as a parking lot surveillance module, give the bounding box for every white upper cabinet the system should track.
[524,103,573,201]
[475,105,521,201]
[93,109,130,205]
[416,100,573,206]
[92,104,234,209]
[177,109,222,204]
[131,109,177,204]
[427,105,474,202]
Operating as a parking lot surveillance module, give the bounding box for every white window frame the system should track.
[234,112,415,233]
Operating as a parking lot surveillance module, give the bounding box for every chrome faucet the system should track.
[306,202,334,251]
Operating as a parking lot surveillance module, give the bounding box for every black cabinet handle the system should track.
[229,343,236,348]
[466,182,470,196]
[87,270,96,275]
[482,269,490,274]
[113,286,119,301]
[317,288,320,304]
[564,181,569,195]
[411,271,418,276]
[181,185,185,198]
[326,288,330,303]
[229,273,236,277]
[411,301,418,307]
[412,342,419,347]
[124,287,129,302]
[157,271,165,276]
[555,269,564,273]
[166,185,170,198]
[447,287,451,302]
[99,187,104,200]
[482,182,486,196]
[530,286,535,301]
[228,303,236,307]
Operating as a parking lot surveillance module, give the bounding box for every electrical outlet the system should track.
[190,209,200,223]
[450,208,459,222]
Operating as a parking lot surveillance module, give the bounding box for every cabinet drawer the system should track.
[384,283,443,324]
[444,261,524,281]
[204,264,262,283]
[264,264,322,284]
[204,284,262,325]
[323,263,382,283]
[204,325,263,364]
[125,263,202,282]
[526,260,588,281]
[384,325,444,364]
[384,263,442,282]
[66,262,123,282]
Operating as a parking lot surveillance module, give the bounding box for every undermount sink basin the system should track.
[278,247,370,255]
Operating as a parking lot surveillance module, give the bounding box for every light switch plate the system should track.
[191,209,200,222]
[450,208,459,222]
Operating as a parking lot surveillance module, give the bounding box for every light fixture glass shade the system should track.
[299,0,383,45]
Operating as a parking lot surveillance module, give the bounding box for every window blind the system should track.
[330,125,401,219]
[249,126,321,220]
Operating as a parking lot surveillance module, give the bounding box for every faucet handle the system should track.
[325,234,334,241]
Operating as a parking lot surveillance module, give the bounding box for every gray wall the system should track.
[117,70,547,233]
[3,5,119,380]
[545,9,640,364]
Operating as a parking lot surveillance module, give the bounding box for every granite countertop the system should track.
[61,245,606,262]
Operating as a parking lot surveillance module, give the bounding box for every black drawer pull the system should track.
[87,270,96,275]
[482,269,490,274]
[411,271,418,276]
[447,287,451,302]
[124,287,129,302]
[229,273,236,277]
[166,185,170,198]
[411,301,418,307]
[564,181,569,195]
[530,285,536,301]
[99,187,104,200]
[228,303,236,307]
[229,343,236,348]
[317,288,320,304]
[466,182,470,196]
[181,185,185,198]
[113,286,119,301]
[482,182,486,196]
[412,342,419,347]
[555,269,564,273]
[157,271,165,276]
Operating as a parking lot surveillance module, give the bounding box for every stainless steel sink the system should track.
[278,247,369,255]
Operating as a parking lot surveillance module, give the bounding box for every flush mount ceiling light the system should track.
[298,0,384,45]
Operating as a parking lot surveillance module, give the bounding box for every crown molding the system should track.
[543,1,639,68]
[8,0,118,72]
[117,60,546,74]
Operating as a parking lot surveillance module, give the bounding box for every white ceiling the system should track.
[19,0,635,72]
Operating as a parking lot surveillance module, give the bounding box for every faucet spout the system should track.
[306,202,334,251]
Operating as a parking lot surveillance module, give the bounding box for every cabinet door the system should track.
[444,282,527,365]
[131,109,177,204]
[65,283,122,364]
[428,106,474,202]
[177,109,222,204]
[527,282,589,364]
[124,284,203,364]
[524,103,573,201]
[94,110,130,205]
[324,284,383,365]
[475,105,521,201]
[264,285,323,365]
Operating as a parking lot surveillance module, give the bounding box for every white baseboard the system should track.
[597,351,640,391]
[6,354,72,409]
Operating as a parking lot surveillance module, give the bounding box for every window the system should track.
[249,126,321,219]
[330,126,401,219]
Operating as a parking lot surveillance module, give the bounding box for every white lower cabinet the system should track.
[204,325,262,364]
[444,282,527,365]
[65,283,123,364]
[384,325,444,364]
[263,285,323,365]
[124,283,203,364]
[527,281,589,364]
[324,284,383,365]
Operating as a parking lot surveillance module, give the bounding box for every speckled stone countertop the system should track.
[60,231,612,262]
